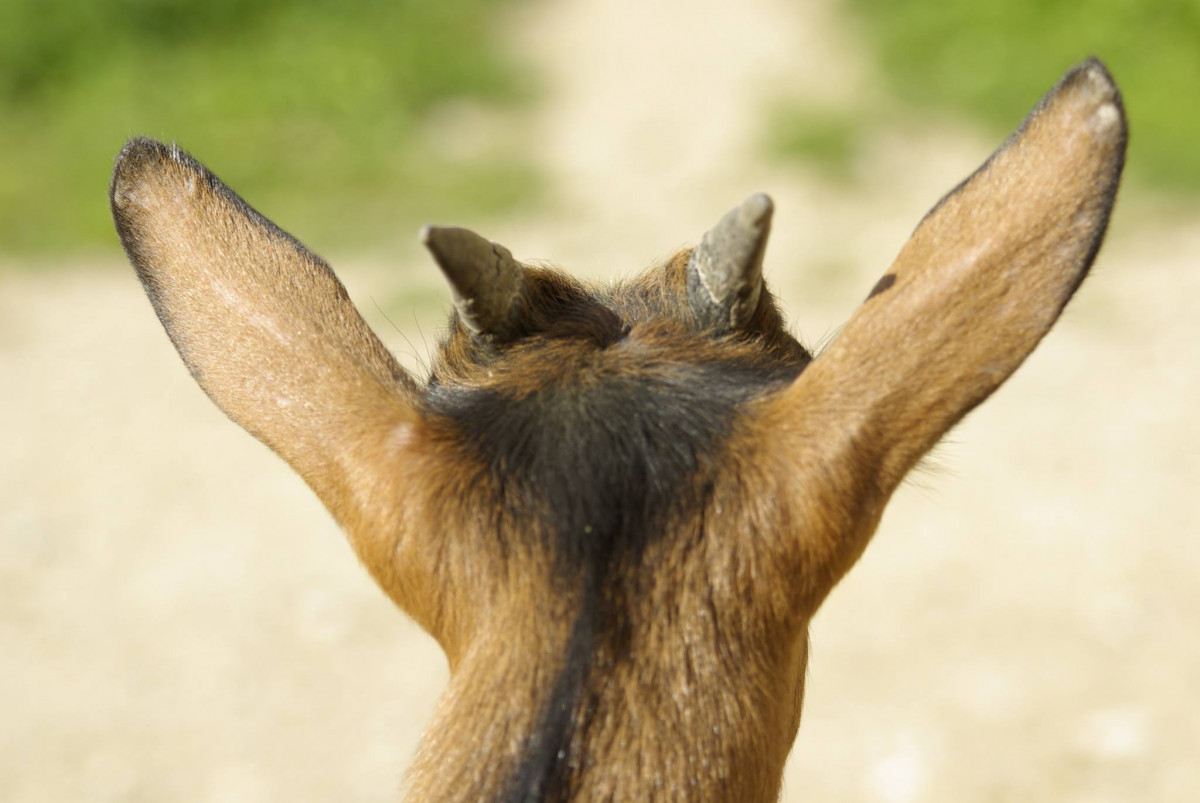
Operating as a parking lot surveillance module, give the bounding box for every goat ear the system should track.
[110,138,420,530]
[766,60,1126,588]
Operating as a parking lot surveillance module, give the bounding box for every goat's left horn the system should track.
[421,225,525,341]
[687,193,773,331]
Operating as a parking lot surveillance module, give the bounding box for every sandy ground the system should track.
[2,0,1197,800]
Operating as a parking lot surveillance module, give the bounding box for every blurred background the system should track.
[1,0,1196,800]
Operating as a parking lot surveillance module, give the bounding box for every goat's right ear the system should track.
[110,138,421,533]
[764,59,1126,601]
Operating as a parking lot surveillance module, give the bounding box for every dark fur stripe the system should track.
[426,355,804,800]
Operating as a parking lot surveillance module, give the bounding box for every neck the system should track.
[402,612,810,802]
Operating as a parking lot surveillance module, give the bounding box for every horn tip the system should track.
[420,225,475,273]
[741,193,774,227]
[419,224,448,250]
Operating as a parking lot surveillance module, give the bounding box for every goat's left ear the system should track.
[763,59,1126,598]
[111,138,421,532]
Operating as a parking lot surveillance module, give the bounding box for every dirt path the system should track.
[2,0,1197,801]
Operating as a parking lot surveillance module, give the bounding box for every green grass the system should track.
[0,0,539,256]
[844,0,1200,192]
[766,106,865,182]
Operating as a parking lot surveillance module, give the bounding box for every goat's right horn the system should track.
[421,225,525,341]
[687,193,774,331]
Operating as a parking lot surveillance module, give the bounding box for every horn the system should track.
[421,225,525,341]
[687,193,774,330]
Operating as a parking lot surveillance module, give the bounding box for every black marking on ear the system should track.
[866,273,896,301]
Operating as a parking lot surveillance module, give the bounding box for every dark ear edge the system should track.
[110,136,422,532]
[918,57,1127,246]
[754,58,1127,610]
[112,137,318,256]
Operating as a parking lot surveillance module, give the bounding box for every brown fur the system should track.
[111,60,1126,801]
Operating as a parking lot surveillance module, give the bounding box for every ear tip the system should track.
[112,137,175,184]
[1058,57,1127,146]
[1076,57,1116,89]
[110,137,204,211]
[111,138,162,209]
[1076,58,1119,100]
[117,135,171,160]
[1060,57,1124,113]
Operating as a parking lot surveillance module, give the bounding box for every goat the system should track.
[110,59,1126,801]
